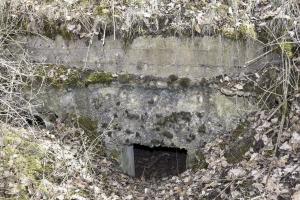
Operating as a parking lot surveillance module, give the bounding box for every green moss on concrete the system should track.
[35,66,120,89]
[65,70,82,87]
[37,65,83,89]
[85,72,114,85]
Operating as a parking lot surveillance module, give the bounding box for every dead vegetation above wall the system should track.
[0,0,299,55]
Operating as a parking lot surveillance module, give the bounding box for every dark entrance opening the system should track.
[133,144,187,179]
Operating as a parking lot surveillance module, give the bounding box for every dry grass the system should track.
[0,2,43,127]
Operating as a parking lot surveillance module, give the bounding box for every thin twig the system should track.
[112,0,116,40]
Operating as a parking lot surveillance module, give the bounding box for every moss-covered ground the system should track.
[1,125,50,199]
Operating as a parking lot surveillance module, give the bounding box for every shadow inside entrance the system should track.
[133,144,187,179]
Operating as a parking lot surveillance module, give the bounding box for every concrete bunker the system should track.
[27,35,275,179]
[121,144,187,178]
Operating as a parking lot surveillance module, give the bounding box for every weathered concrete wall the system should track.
[25,35,274,172]
[37,79,255,168]
[25,35,276,80]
